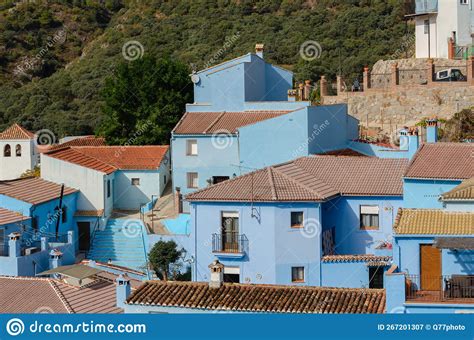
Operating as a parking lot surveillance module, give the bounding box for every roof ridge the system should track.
[48,280,75,314]
[51,147,118,172]
[272,163,334,200]
[267,167,277,200]
[203,111,226,134]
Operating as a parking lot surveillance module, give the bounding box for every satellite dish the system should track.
[191,74,200,84]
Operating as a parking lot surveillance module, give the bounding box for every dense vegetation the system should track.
[0,0,412,140]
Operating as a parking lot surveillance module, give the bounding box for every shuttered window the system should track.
[187,172,198,189]
[360,205,380,229]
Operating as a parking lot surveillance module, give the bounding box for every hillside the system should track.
[0,0,413,138]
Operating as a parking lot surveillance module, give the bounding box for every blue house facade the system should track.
[172,45,359,211]
[186,155,408,288]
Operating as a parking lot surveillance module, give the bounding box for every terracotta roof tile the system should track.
[74,209,104,217]
[47,136,106,151]
[173,111,293,134]
[319,148,367,157]
[0,277,70,313]
[0,124,34,140]
[441,177,474,201]
[0,208,30,225]
[394,208,474,235]
[321,255,392,263]
[187,156,407,202]
[405,143,474,180]
[126,281,385,314]
[0,177,77,205]
[45,146,169,173]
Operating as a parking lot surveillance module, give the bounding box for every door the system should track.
[420,244,441,291]
[222,213,239,252]
[77,222,91,252]
[0,229,4,256]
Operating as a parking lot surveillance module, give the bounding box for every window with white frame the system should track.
[187,172,198,188]
[186,139,198,156]
[291,266,305,283]
[360,205,380,229]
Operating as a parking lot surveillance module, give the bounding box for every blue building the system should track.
[0,177,78,276]
[186,155,408,288]
[171,45,359,211]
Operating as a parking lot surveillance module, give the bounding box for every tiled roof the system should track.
[0,276,124,314]
[47,136,106,151]
[173,111,293,134]
[127,281,386,314]
[405,143,474,180]
[0,208,30,225]
[74,209,104,217]
[45,146,169,173]
[0,177,77,205]
[441,177,474,201]
[0,277,70,313]
[0,124,34,140]
[319,148,367,157]
[321,255,392,264]
[394,208,474,235]
[80,260,146,277]
[187,156,408,202]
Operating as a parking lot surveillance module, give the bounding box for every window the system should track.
[212,176,229,184]
[291,267,305,283]
[15,144,21,157]
[369,267,384,289]
[223,266,240,283]
[32,216,39,231]
[424,19,429,34]
[107,179,111,197]
[290,211,304,228]
[186,139,198,156]
[187,172,198,188]
[360,205,380,229]
[3,144,11,157]
[131,178,140,186]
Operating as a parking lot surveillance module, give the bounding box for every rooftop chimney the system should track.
[287,89,297,102]
[426,118,438,143]
[116,274,131,308]
[407,127,420,159]
[8,232,21,258]
[208,260,224,289]
[49,249,63,270]
[398,128,409,151]
[304,80,312,101]
[255,44,264,59]
[175,187,183,214]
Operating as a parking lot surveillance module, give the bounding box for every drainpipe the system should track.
[193,204,198,282]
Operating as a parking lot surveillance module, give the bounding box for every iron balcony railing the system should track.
[212,232,248,254]
[406,275,474,302]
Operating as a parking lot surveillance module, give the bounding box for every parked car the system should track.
[435,68,466,82]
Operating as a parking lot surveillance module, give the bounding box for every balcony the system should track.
[212,233,248,258]
[406,275,474,304]
[415,0,438,14]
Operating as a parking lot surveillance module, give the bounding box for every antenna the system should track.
[230,163,261,220]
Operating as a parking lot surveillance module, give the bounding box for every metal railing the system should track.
[406,275,474,302]
[415,0,438,14]
[212,232,248,254]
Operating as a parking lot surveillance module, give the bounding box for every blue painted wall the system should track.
[403,179,462,208]
[321,261,372,288]
[322,196,402,254]
[191,201,322,286]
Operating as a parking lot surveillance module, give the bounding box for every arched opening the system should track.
[4,144,11,157]
[15,144,21,157]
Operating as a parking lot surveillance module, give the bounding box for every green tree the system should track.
[97,55,192,145]
[148,240,183,281]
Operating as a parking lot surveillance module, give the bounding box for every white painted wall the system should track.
[41,154,112,215]
[0,139,38,180]
[415,0,474,58]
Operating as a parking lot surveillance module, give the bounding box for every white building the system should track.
[0,124,38,180]
[411,0,474,59]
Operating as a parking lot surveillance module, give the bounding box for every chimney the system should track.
[287,89,297,102]
[49,249,63,270]
[116,274,131,308]
[426,118,438,143]
[208,260,224,289]
[175,187,183,214]
[8,232,21,258]
[304,80,312,101]
[298,83,304,101]
[255,44,264,59]
[398,128,409,151]
[407,127,420,159]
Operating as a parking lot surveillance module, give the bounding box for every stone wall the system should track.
[323,85,474,131]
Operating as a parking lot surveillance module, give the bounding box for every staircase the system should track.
[87,218,148,272]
